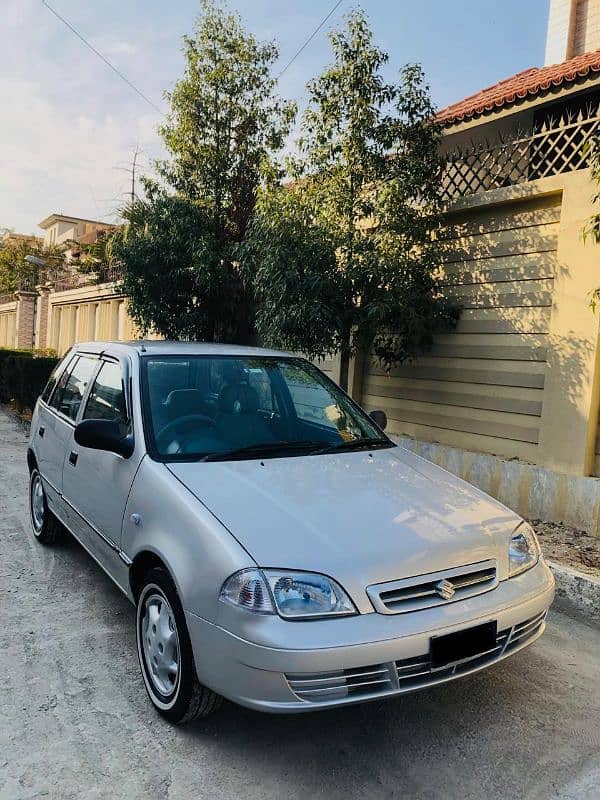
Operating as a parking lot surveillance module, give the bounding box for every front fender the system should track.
[122,457,254,620]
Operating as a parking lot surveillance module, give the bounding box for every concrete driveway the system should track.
[1,409,599,800]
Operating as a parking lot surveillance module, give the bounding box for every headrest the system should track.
[218,383,259,415]
[221,361,245,384]
[164,389,204,417]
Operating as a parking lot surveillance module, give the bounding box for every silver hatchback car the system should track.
[28,341,554,723]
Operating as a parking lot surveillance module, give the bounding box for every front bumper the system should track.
[185,559,555,713]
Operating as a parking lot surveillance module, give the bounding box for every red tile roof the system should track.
[437,49,600,127]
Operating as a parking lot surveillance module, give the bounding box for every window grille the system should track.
[441,104,600,201]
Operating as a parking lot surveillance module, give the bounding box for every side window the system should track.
[48,358,77,412]
[42,354,74,404]
[83,361,127,424]
[51,356,97,421]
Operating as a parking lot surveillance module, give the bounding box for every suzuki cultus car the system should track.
[28,342,554,722]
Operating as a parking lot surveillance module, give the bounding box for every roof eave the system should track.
[440,72,600,135]
[38,214,116,230]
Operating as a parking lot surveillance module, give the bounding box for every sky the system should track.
[1,0,550,235]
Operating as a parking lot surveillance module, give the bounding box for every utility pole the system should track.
[112,144,143,205]
[131,144,140,203]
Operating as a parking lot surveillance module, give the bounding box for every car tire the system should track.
[29,468,61,545]
[136,567,223,723]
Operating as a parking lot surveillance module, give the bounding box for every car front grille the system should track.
[284,610,546,704]
[367,560,498,614]
[395,610,546,688]
[286,663,396,702]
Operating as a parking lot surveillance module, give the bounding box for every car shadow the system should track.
[179,648,560,798]
[180,634,566,800]
[51,528,573,799]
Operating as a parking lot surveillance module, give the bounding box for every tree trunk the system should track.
[338,328,352,393]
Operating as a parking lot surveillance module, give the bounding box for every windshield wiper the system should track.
[313,437,393,455]
[199,440,325,462]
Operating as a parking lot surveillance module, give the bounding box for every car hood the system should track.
[167,446,521,609]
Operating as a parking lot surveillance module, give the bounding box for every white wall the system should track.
[545,0,600,65]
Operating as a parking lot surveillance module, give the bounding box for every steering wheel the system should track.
[156,414,215,455]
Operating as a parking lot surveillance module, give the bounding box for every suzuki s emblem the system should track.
[435,579,455,601]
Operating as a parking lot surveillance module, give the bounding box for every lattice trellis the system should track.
[441,108,600,201]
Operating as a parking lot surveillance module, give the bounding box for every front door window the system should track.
[83,360,127,428]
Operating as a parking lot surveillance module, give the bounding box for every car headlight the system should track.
[508,522,540,577]
[219,569,357,620]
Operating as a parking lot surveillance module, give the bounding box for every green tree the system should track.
[0,234,63,295]
[586,136,600,309]
[242,10,457,391]
[115,0,294,342]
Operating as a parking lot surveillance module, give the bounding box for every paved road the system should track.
[1,409,599,800]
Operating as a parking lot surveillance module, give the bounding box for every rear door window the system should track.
[42,354,74,404]
[48,359,76,413]
[50,355,97,421]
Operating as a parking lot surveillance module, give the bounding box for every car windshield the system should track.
[141,355,393,461]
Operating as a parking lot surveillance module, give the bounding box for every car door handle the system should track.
[68,451,78,466]
[38,426,45,438]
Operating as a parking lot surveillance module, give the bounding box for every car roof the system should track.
[71,340,296,359]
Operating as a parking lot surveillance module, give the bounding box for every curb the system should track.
[548,560,600,625]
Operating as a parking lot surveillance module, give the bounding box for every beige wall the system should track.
[0,303,17,348]
[46,282,161,355]
[359,170,600,480]
[48,284,138,354]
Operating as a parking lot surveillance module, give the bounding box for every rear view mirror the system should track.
[74,419,134,458]
[369,409,387,431]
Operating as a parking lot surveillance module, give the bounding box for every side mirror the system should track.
[74,419,134,459]
[369,409,388,431]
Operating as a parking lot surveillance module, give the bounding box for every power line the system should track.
[277,0,346,80]
[42,0,346,109]
[41,0,164,115]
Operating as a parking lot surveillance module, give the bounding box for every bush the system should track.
[0,347,33,363]
[0,347,57,361]
[0,349,60,414]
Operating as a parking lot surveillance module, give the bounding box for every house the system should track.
[38,214,116,252]
[1,231,43,249]
[0,214,123,351]
[358,0,600,533]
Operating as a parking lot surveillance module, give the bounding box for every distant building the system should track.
[38,214,117,257]
[1,231,43,249]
